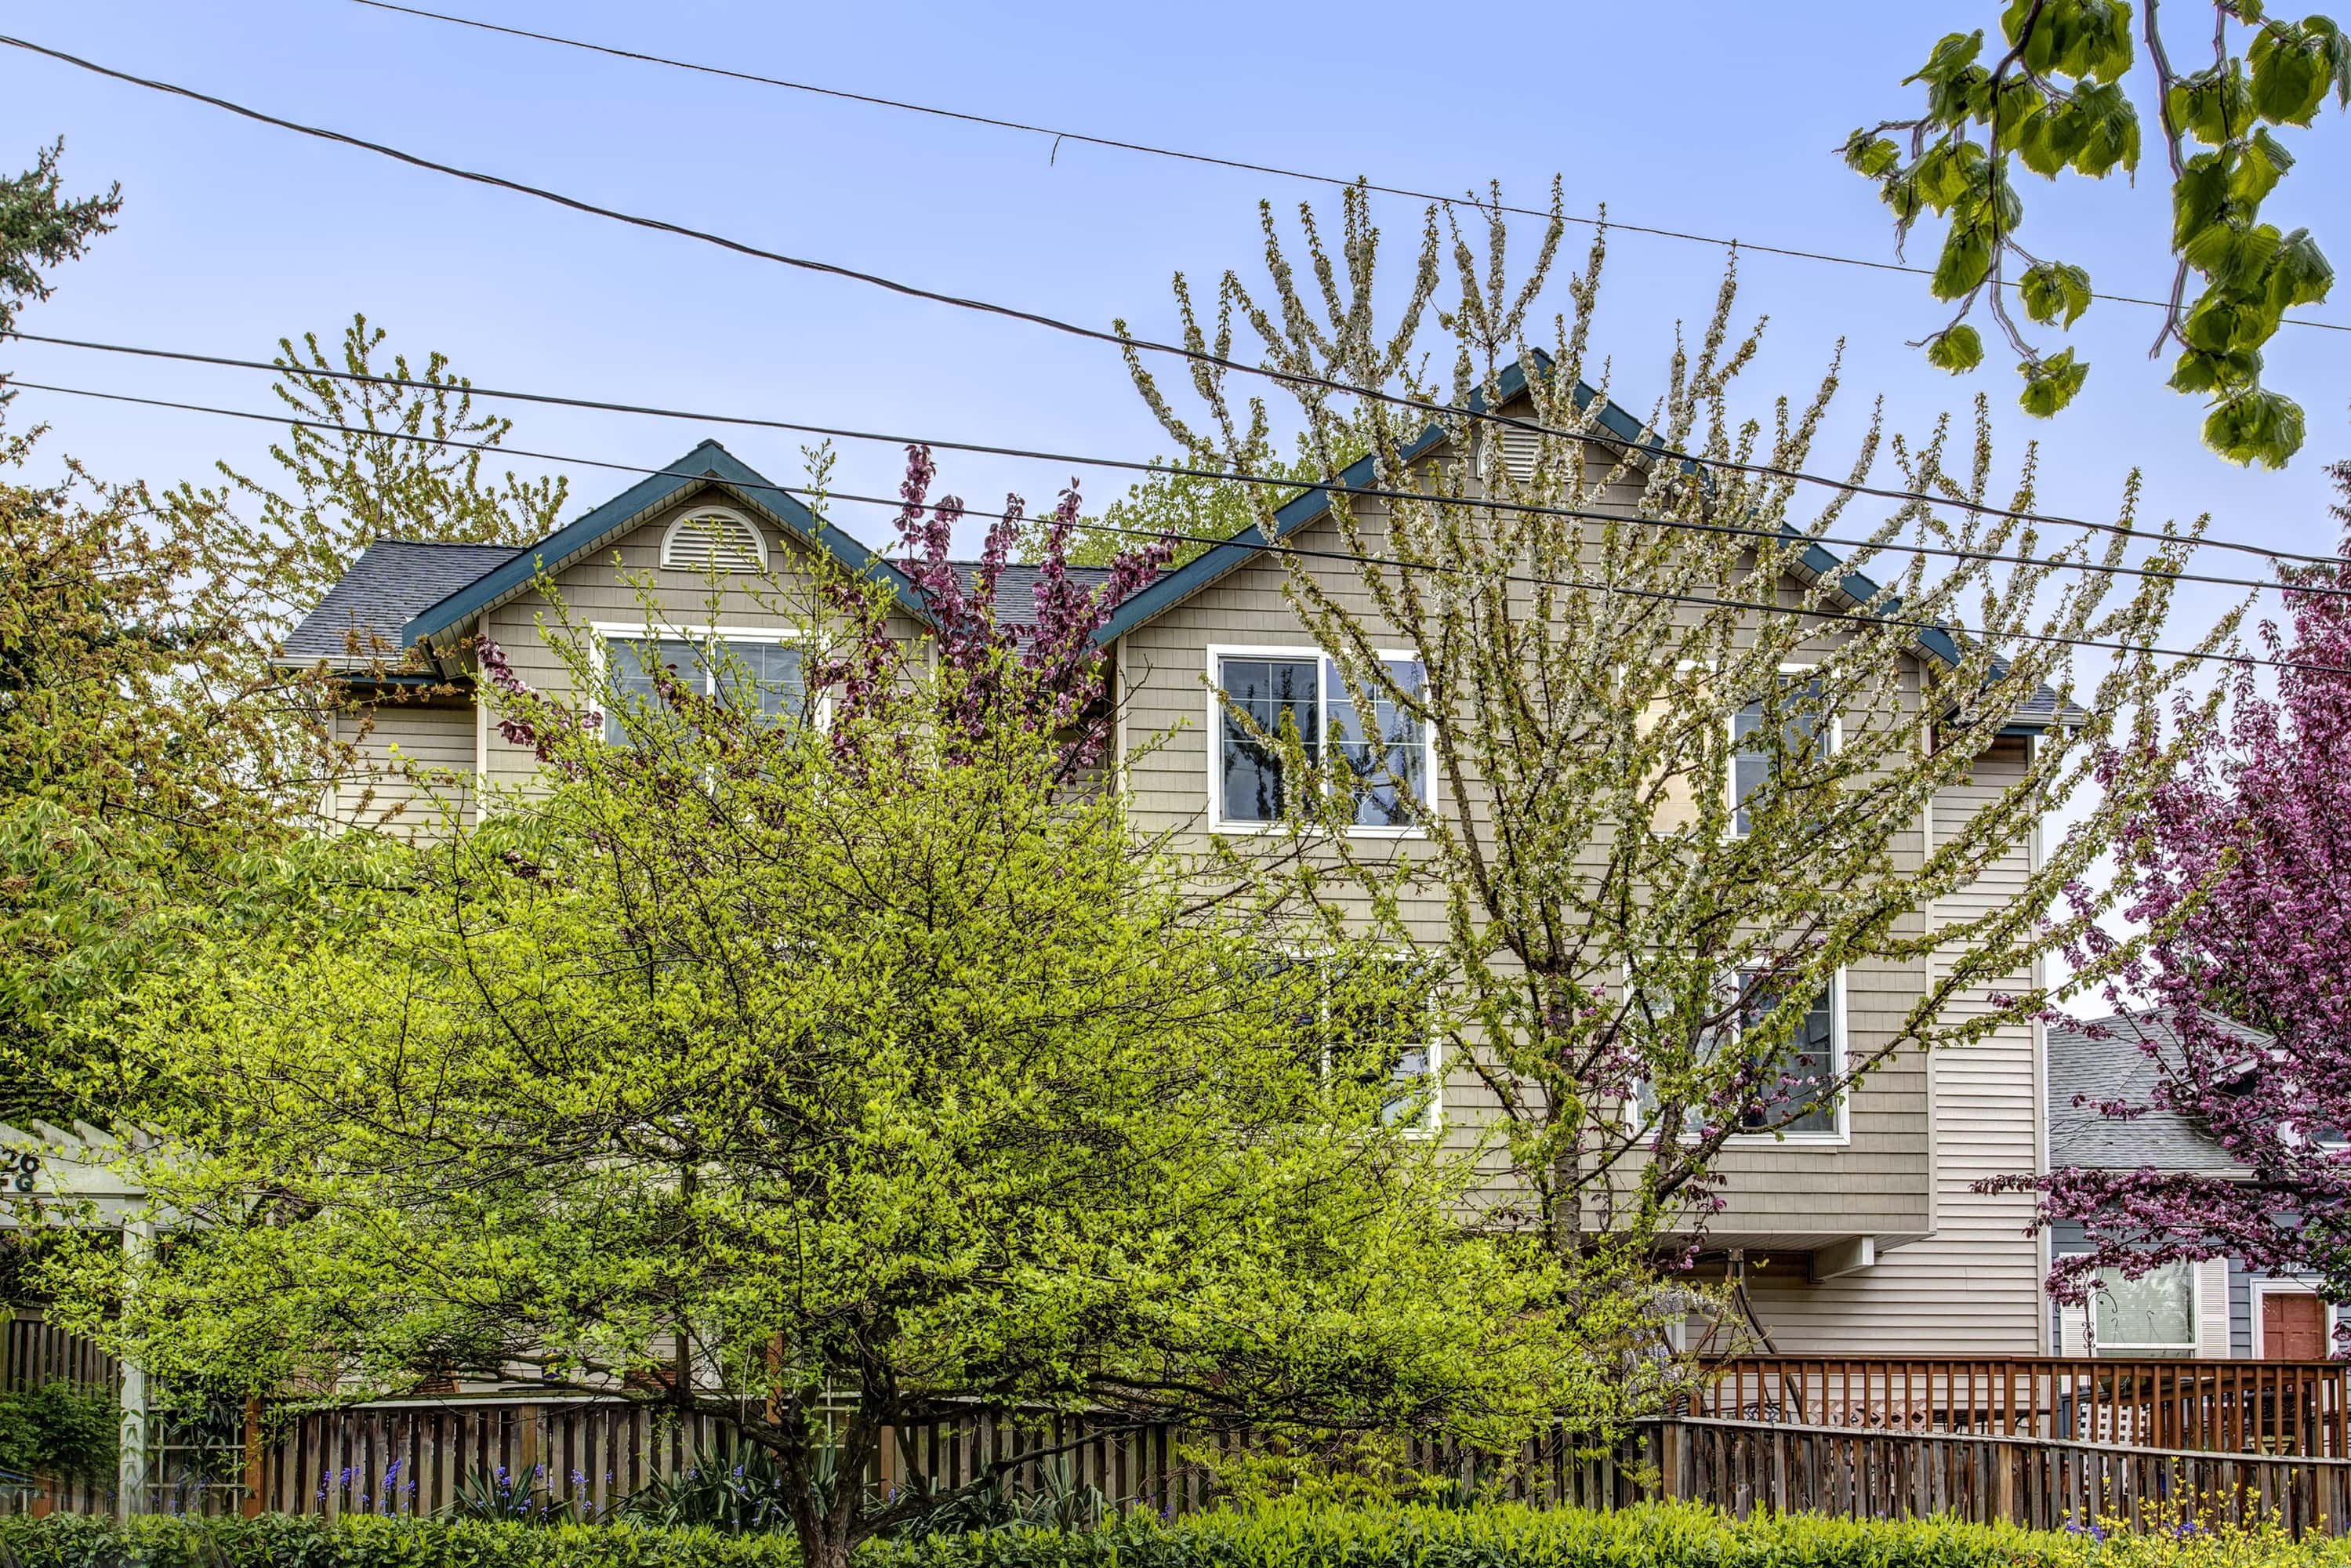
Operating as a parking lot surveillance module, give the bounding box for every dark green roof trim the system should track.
[399,440,932,651]
[1095,357,1641,647]
[1090,359,2081,732]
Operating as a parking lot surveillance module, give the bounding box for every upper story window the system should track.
[1631,969,1844,1142]
[600,630,807,746]
[1214,650,1428,831]
[658,507,768,574]
[1731,674,1835,837]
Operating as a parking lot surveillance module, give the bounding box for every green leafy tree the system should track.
[38,588,1625,1568]
[1123,184,2213,1281]
[0,144,332,1127]
[1,176,554,1123]
[0,1380,118,1488]
[166,312,568,638]
[1847,0,2346,467]
[1024,437,1356,568]
[0,138,118,375]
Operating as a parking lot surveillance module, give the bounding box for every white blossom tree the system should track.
[1120,182,2226,1279]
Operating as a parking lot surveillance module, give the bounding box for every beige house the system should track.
[284,377,2060,1357]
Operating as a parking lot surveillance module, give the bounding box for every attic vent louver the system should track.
[659,507,767,574]
[1496,429,1540,481]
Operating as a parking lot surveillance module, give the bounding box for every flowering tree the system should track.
[827,445,1169,771]
[1123,183,2213,1286]
[2001,460,2351,1310]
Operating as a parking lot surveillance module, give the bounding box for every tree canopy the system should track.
[1121,182,2211,1300]
[2002,459,2351,1314]
[36,545,1630,1566]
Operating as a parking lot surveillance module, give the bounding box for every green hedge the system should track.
[0,1501,2336,1568]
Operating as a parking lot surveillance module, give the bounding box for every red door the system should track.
[2262,1290,2328,1359]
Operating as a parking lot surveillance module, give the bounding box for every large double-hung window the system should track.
[1631,969,1845,1141]
[1214,652,1428,829]
[2092,1262,2196,1355]
[601,630,808,745]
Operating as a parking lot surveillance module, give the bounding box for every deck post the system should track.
[243,1396,265,1516]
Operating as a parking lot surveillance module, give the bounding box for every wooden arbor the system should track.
[0,1120,157,1519]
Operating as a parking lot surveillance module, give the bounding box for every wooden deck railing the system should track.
[1665,1415,2351,1536]
[1695,1356,2351,1456]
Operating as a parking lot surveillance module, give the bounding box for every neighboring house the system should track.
[280,366,2066,1357]
[2045,1010,2338,1359]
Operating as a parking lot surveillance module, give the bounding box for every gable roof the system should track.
[2047,1009,2270,1176]
[395,441,933,658]
[1090,358,2079,735]
[283,540,529,670]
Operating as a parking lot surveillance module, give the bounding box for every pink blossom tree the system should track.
[2003,461,2351,1312]
[816,445,1169,773]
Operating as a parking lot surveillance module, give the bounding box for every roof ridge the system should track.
[367,538,532,549]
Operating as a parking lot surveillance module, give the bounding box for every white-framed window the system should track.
[1209,647,1431,833]
[593,624,811,746]
[2092,1261,2197,1354]
[1731,667,1839,837]
[658,506,769,574]
[1261,954,1442,1135]
[1630,968,1847,1143]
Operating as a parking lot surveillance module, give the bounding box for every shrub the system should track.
[0,1381,118,1486]
[2,1501,2348,1568]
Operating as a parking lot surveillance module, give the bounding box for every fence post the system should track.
[1658,1420,1683,1501]
[243,1396,265,1518]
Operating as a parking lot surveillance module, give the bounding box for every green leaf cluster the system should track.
[1849,0,2349,464]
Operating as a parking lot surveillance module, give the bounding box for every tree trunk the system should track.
[799,1528,856,1568]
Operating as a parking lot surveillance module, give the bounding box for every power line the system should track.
[5,374,2306,677]
[4,32,2320,571]
[8,325,2338,601]
[341,0,2350,336]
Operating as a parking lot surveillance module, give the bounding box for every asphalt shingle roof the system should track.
[949,562,1117,630]
[2047,1009,2269,1175]
[281,541,529,668]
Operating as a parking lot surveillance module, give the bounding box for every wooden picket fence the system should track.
[249,1401,2351,1537]
[16,1321,2351,1536]
[258,1399,1203,1520]
[1693,1356,2351,1455]
[2,1310,116,1396]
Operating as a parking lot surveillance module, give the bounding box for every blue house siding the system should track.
[2051,1220,2309,1358]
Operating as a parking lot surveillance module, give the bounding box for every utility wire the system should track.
[6,325,2338,598]
[3,32,2322,570]
[5,375,2302,677]
[340,0,2349,335]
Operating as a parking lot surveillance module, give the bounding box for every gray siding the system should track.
[327,699,477,833]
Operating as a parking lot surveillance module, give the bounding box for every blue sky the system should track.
[4,0,2348,665]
